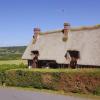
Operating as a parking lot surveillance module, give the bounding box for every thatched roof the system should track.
[22,25,100,66]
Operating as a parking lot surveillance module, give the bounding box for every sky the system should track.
[0,0,100,47]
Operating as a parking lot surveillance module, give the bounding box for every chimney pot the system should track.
[33,27,41,41]
[34,28,41,31]
[64,23,70,26]
[64,23,70,29]
[62,22,70,41]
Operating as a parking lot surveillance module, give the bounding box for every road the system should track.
[0,87,90,100]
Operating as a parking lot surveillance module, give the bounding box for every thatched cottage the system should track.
[22,23,100,68]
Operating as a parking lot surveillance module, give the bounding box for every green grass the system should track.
[0,60,27,65]
[23,68,100,74]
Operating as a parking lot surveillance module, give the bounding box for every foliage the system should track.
[5,68,100,95]
[0,63,27,85]
[93,87,100,96]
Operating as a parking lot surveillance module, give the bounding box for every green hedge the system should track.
[0,63,27,85]
[5,69,100,95]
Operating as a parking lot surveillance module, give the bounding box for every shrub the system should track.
[0,63,27,85]
[5,69,100,95]
[5,69,43,88]
[93,87,100,96]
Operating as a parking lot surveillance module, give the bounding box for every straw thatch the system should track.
[22,25,100,66]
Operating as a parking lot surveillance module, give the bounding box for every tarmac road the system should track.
[0,87,90,100]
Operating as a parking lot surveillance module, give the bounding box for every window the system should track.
[67,50,80,59]
[31,50,39,56]
[65,50,80,68]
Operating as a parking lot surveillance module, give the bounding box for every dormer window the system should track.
[31,50,39,56]
[67,50,80,59]
[65,50,80,68]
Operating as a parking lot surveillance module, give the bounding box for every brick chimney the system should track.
[33,28,41,41]
[63,22,70,36]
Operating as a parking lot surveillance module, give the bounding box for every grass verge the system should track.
[0,60,27,65]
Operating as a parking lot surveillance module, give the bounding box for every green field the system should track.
[0,46,26,60]
[0,60,27,65]
[0,46,27,65]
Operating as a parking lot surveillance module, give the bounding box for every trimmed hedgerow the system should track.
[5,69,100,95]
[0,63,27,85]
[5,69,43,88]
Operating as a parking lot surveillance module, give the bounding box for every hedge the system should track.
[0,63,27,85]
[5,69,100,95]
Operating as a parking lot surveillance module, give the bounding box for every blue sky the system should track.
[0,0,100,47]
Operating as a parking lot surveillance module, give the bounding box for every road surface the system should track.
[0,87,90,100]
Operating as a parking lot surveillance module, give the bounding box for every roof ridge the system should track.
[40,24,100,35]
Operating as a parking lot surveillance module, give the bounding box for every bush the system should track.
[0,63,27,85]
[5,69,100,95]
[5,69,43,88]
[93,87,100,96]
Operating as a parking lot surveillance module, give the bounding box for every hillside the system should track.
[0,46,26,60]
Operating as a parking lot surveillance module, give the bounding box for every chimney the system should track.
[63,22,70,36]
[33,28,41,41]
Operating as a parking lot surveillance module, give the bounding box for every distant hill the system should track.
[0,46,26,60]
